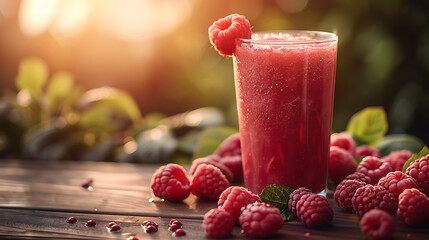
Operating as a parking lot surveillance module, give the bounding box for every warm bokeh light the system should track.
[0,0,428,150]
[18,0,193,43]
[19,0,59,37]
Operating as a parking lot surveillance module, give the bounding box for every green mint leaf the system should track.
[346,107,388,146]
[402,145,429,173]
[376,134,424,156]
[259,184,295,221]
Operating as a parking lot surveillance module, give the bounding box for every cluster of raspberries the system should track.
[330,133,429,239]
[203,186,284,238]
[150,133,243,202]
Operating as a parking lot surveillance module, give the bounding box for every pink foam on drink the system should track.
[233,31,337,194]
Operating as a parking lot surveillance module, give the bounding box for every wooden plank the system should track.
[1,208,428,240]
[1,160,429,239]
[0,160,215,218]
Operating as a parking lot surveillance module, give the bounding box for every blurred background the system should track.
[0,0,428,162]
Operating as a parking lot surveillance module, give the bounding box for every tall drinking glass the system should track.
[233,31,338,194]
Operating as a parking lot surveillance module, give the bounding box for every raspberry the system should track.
[288,187,312,216]
[106,222,116,228]
[330,132,356,155]
[209,15,251,56]
[334,179,366,211]
[329,146,357,185]
[216,133,241,157]
[351,185,397,217]
[239,202,284,237]
[382,150,413,172]
[360,209,395,240]
[343,172,372,184]
[397,188,429,225]
[173,228,186,237]
[190,164,229,200]
[296,193,333,228]
[219,155,243,182]
[86,219,96,227]
[190,156,234,183]
[355,145,381,159]
[218,186,260,223]
[150,164,190,202]
[405,154,429,196]
[109,224,121,232]
[356,156,392,185]
[377,171,417,198]
[66,217,77,223]
[202,208,233,238]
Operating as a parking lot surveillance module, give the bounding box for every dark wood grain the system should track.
[0,160,215,218]
[0,159,429,239]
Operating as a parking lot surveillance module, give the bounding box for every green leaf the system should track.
[192,126,237,159]
[376,134,424,156]
[80,87,142,123]
[46,72,74,106]
[259,184,295,221]
[402,145,429,173]
[346,107,388,146]
[15,57,48,97]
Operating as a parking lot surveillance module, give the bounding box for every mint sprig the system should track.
[402,145,429,173]
[259,184,295,221]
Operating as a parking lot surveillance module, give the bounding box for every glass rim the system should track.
[238,30,338,45]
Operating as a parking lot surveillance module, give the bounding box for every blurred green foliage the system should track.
[0,57,233,163]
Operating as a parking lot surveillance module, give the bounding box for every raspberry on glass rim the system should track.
[208,14,252,56]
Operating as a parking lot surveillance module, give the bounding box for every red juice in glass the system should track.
[233,31,338,194]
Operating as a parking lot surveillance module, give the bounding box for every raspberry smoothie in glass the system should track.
[233,31,338,194]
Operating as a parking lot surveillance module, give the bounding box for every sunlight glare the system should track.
[51,0,91,39]
[19,0,59,37]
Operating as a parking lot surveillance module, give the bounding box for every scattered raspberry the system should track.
[142,220,158,228]
[150,164,190,202]
[352,185,397,217]
[168,219,182,231]
[109,224,121,232]
[169,219,182,228]
[209,15,252,56]
[330,132,356,155]
[127,237,138,240]
[173,228,186,237]
[334,179,366,211]
[66,217,77,223]
[382,150,413,172]
[355,145,381,159]
[329,146,357,185]
[343,172,372,184]
[296,193,333,228]
[203,208,233,238]
[86,219,96,227]
[219,155,243,182]
[81,178,93,189]
[106,222,116,228]
[405,154,429,196]
[360,209,395,240]
[288,187,312,216]
[239,202,284,237]
[377,171,418,198]
[218,186,260,223]
[190,156,234,183]
[397,188,429,226]
[190,164,230,200]
[356,156,392,185]
[142,221,158,233]
[216,133,241,157]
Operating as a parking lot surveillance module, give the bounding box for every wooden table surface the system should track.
[0,159,428,239]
